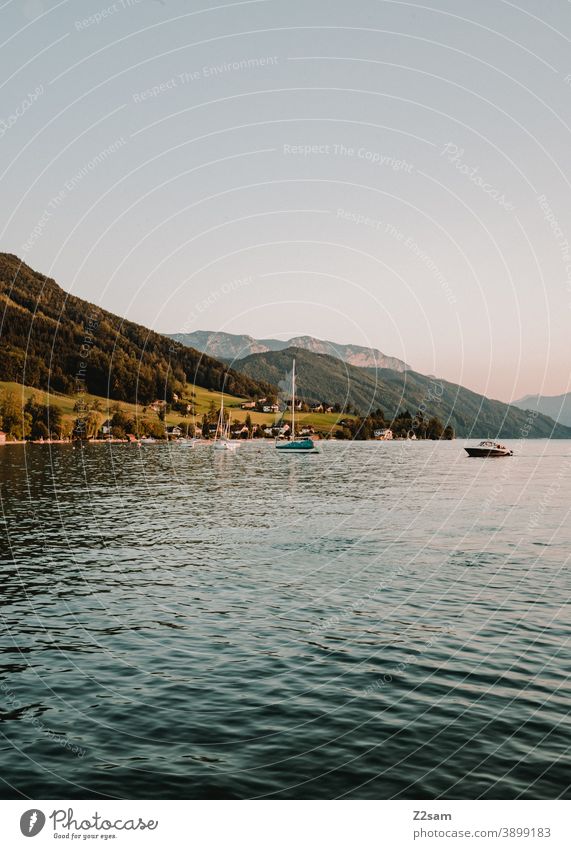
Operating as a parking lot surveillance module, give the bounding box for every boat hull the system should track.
[465,447,513,457]
[276,440,320,454]
[213,440,236,451]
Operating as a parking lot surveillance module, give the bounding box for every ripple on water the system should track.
[0,442,569,799]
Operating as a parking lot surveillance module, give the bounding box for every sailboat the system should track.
[213,394,237,451]
[275,358,320,454]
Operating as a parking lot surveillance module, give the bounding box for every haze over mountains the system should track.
[168,330,409,372]
[511,393,571,428]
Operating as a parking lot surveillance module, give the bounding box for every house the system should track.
[311,403,324,413]
[166,425,183,438]
[0,431,6,444]
[100,418,113,437]
[374,428,393,440]
[241,401,256,409]
[149,400,167,413]
[263,404,280,413]
[231,424,250,438]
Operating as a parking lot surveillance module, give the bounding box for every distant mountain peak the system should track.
[167,330,410,372]
[511,391,571,427]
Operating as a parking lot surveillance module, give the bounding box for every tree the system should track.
[85,411,100,439]
[1,390,31,439]
[178,421,194,437]
[443,425,455,440]
[427,417,444,440]
[245,413,253,437]
[111,408,134,437]
[33,421,49,440]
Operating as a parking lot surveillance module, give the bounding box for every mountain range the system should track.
[511,392,571,427]
[168,330,409,372]
[1,252,569,440]
[232,347,571,439]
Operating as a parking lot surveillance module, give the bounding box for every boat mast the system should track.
[291,358,296,440]
[217,393,224,441]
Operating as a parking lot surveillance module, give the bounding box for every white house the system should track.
[100,419,113,436]
[374,428,393,440]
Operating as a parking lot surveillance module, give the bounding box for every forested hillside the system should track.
[0,254,273,404]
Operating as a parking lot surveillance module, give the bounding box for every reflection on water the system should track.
[0,440,569,799]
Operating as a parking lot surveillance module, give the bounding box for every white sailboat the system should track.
[275,358,320,454]
[213,394,236,451]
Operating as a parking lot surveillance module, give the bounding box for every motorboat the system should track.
[465,440,513,457]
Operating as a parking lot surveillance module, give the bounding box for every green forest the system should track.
[0,253,272,405]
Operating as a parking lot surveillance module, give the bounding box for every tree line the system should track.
[339,408,454,440]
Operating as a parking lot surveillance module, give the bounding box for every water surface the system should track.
[0,440,569,799]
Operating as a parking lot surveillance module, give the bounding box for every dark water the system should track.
[0,440,569,800]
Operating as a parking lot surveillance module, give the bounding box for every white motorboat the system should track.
[465,440,513,457]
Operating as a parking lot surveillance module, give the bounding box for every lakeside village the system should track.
[0,384,454,445]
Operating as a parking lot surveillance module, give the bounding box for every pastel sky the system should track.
[1,0,570,402]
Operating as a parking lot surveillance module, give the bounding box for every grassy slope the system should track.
[0,381,351,434]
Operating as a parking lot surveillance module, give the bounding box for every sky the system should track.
[1,0,571,402]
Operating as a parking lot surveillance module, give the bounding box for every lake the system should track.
[0,440,569,799]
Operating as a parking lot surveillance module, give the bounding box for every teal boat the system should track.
[275,358,320,454]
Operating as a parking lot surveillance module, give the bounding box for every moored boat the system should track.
[465,440,513,457]
[276,436,319,453]
[275,358,320,454]
[212,393,237,452]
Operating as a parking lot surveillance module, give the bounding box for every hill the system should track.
[233,347,571,439]
[0,254,273,404]
[511,392,571,427]
[168,330,409,371]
